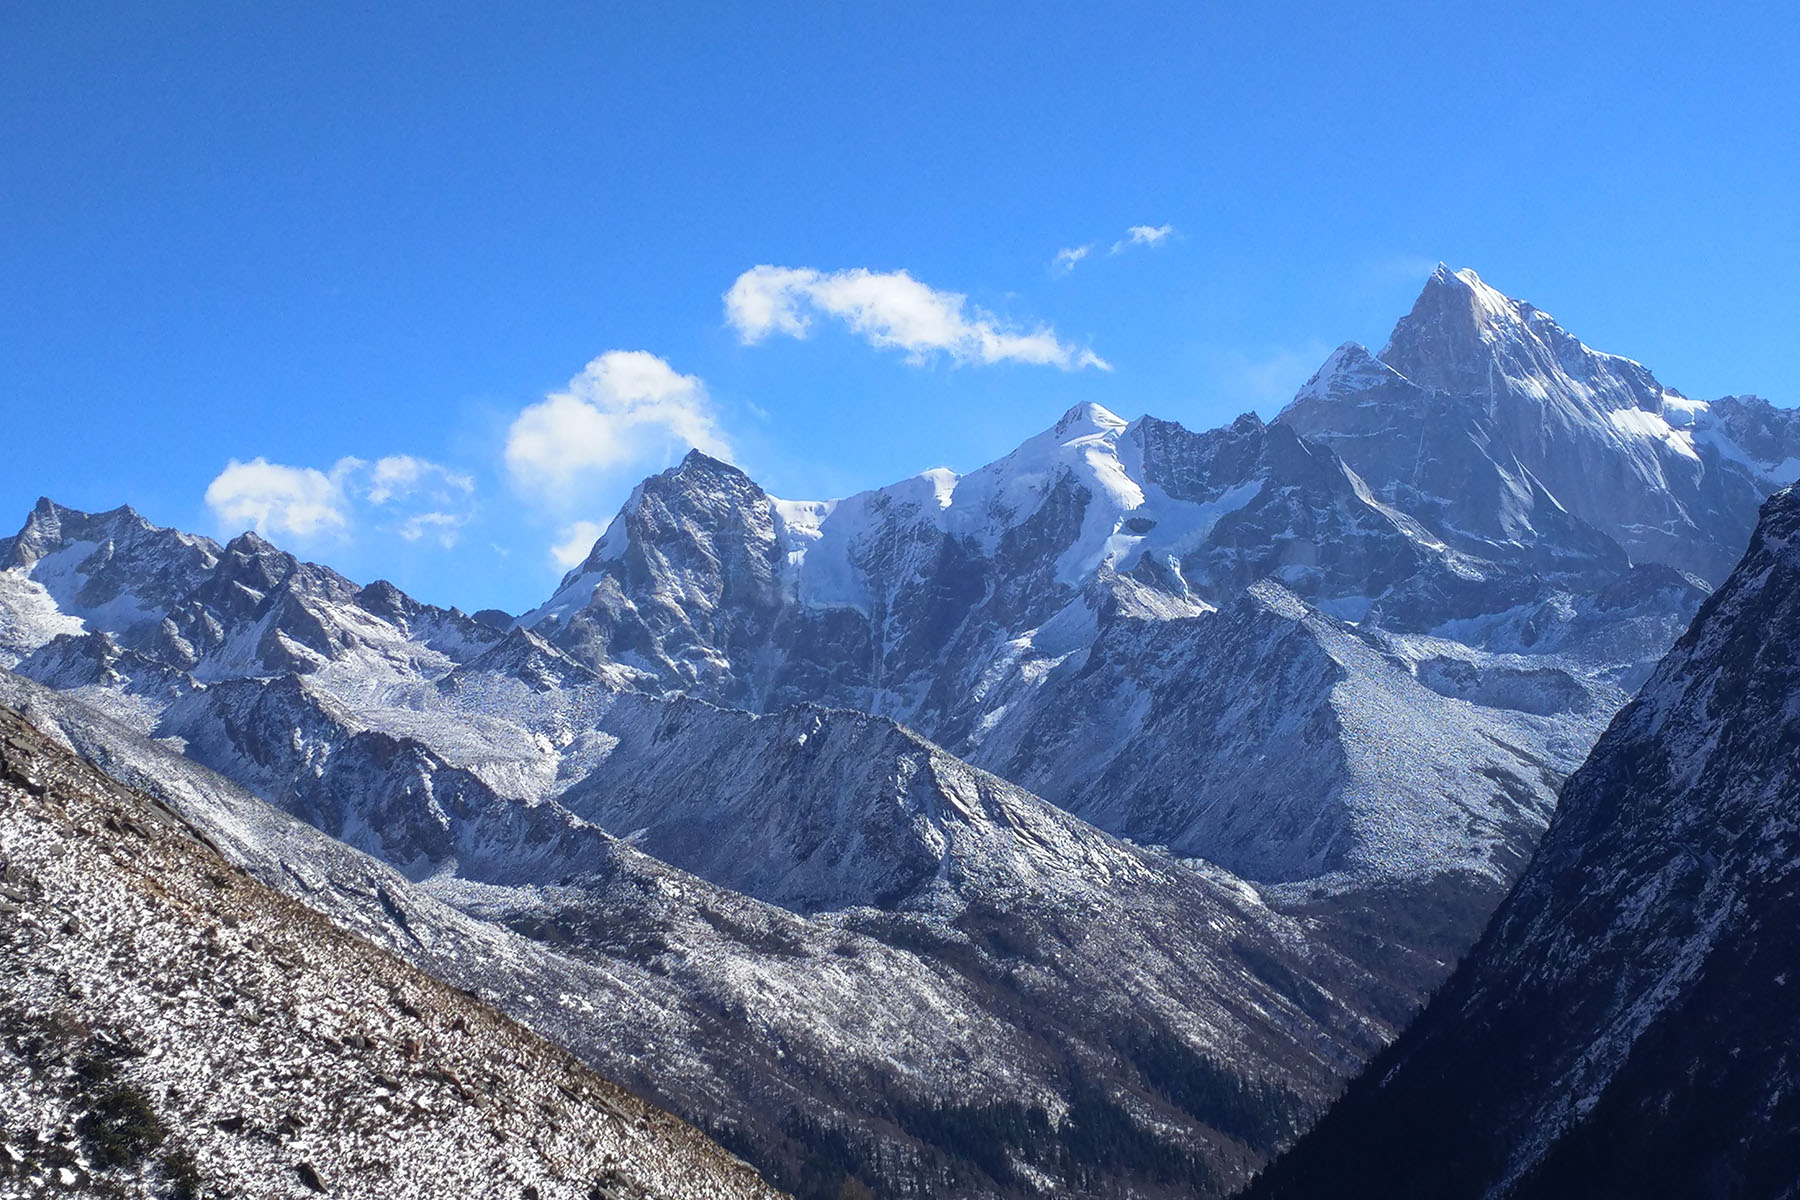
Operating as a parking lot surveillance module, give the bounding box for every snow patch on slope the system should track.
[0,570,86,666]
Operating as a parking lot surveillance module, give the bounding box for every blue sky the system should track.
[4,2,1796,612]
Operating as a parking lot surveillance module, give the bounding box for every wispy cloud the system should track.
[549,520,605,569]
[504,350,729,506]
[1055,223,1178,270]
[368,455,473,505]
[1052,245,1092,274]
[1209,340,1334,411]
[397,511,469,548]
[1111,223,1176,254]
[204,454,475,544]
[725,265,1109,371]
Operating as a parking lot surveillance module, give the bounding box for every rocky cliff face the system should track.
[1248,483,1800,1199]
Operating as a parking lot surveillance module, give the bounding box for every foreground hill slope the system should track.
[0,702,782,1200]
[1248,484,1800,1199]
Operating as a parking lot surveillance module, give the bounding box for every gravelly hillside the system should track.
[0,703,783,1200]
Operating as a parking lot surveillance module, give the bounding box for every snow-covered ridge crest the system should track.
[1380,263,1667,406]
[533,394,1351,637]
[0,499,509,706]
[1291,342,1410,407]
[0,498,225,659]
[527,399,1182,632]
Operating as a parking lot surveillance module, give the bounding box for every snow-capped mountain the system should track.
[528,269,1788,736]
[1,265,1790,1199]
[520,414,1613,909]
[514,267,1791,936]
[0,499,504,691]
[523,401,1464,723]
[0,503,1410,1196]
[1249,481,1800,1200]
[1283,265,1800,586]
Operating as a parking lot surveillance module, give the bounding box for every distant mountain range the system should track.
[2,265,1792,1198]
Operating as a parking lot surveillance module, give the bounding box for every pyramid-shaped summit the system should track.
[1052,400,1129,437]
[1281,265,1796,583]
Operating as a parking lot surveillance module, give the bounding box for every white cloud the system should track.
[724,265,1109,371]
[1212,340,1334,409]
[723,266,816,342]
[204,453,474,544]
[397,511,468,548]
[204,458,355,538]
[1053,245,1092,274]
[368,455,473,505]
[505,350,728,504]
[1111,223,1177,254]
[549,520,605,569]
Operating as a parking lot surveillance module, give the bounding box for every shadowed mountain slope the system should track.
[1249,484,1800,1199]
